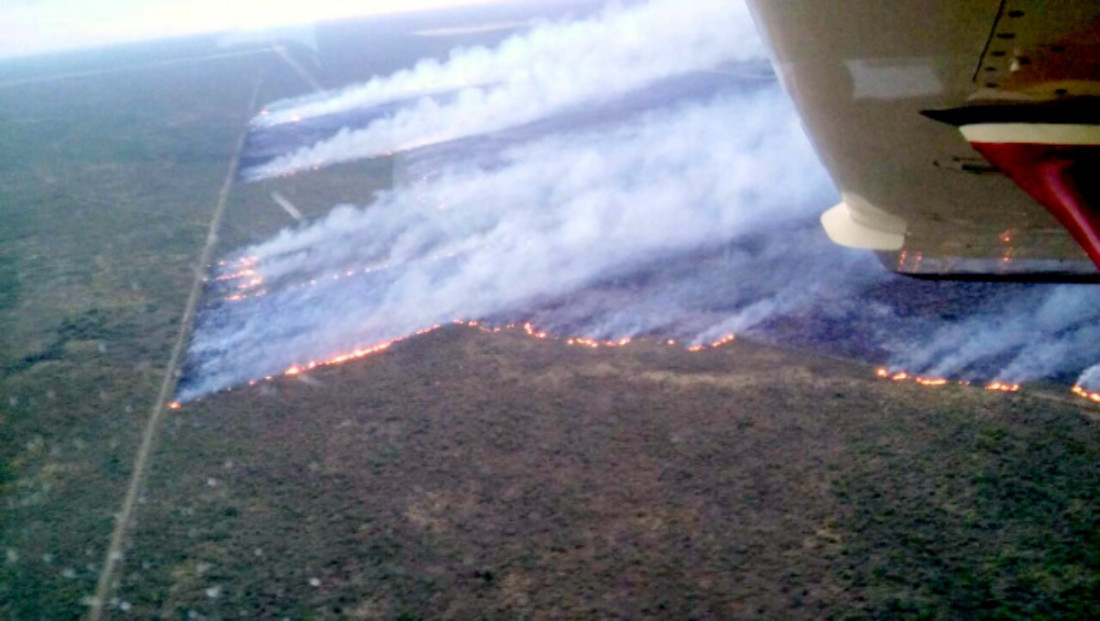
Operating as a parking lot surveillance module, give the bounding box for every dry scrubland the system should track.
[113,327,1099,619]
[0,28,1098,621]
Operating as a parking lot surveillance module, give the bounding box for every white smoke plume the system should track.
[1077,364,1100,391]
[180,0,1100,401]
[885,285,1100,383]
[181,86,838,399]
[244,0,761,180]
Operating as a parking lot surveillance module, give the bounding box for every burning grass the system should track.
[875,367,1031,398]
[176,317,737,405]
[1073,385,1100,404]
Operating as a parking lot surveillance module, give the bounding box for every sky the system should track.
[0,0,502,59]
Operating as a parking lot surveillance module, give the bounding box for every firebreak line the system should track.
[87,77,261,621]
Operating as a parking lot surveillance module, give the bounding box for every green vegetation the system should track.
[0,43,297,619]
[0,27,427,619]
[102,332,1099,619]
[836,396,1099,619]
[0,253,18,313]
[1,27,1097,621]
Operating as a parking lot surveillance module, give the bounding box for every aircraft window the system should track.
[1,1,1097,618]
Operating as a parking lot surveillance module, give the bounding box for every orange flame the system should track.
[875,367,978,389]
[1072,385,1100,403]
[708,334,736,348]
[213,250,468,305]
[198,321,742,403]
[875,368,1035,395]
[985,381,1020,393]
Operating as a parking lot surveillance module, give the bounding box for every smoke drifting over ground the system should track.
[879,284,1100,385]
[242,0,760,181]
[1080,365,1100,391]
[183,85,838,398]
[179,0,1099,400]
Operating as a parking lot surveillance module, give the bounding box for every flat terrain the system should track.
[0,44,278,621]
[117,328,1099,619]
[1,15,1098,621]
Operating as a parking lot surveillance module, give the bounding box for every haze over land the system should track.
[0,1,1098,619]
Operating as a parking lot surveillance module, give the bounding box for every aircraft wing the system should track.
[747,0,1100,281]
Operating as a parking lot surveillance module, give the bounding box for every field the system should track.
[1,21,1098,621]
[106,328,1097,619]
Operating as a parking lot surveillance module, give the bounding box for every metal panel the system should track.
[748,0,1100,278]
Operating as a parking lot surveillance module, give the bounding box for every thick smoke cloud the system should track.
[243,0,760,180]
[180,0,1100,400]
[182,87,839,399]
[883,285,1100,383]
